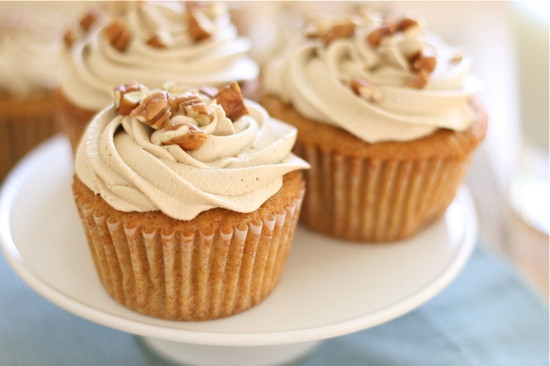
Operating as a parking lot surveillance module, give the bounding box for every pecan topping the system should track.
[130,91,171,129]
[113,82,143,115]
[407,51,436,74]
[104,18,132,52]
[169,94,212,126]
[215,82,249,122]
[350,78,382,102]
[80,10,100,32]
[162,120,208,150]
[366,23,396,47]
[187,10,211,42]
[350,78,370,95]
[118,91,148,116]
[408,70,429,89]
[411,55,436,73]
[396,17,419,32]
[63,28,77,48]
[147,34,166,48]
[315,21,356,46]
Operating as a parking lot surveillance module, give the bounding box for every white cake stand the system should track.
[0,137,477,366]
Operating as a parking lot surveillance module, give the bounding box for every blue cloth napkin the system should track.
[0,245,548,366]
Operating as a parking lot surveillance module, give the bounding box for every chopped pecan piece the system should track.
[147,34,166,48]
[130,91,171,129]
[113,82,143,114]
[366,23,396,47]
[350,78,370,95]
[63,28,77,47]
[80,9,100,32]
[396,17,419,32]
[321,21,356,45]
[118,91,148,115]
[104,18,132,52]
[215,82,249,122]
[162,121,208,150]
[350,78,382,102]
[407,51,436,73]
[408,70,429,89]
[169,94,212,126]
[411,55,436,73]
[187,11,211,42]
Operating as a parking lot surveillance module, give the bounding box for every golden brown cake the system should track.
[262,95,487,242]
[261,12,488,242]
[0,96,57,180]
[57,2,259,153]
[71,81,309,320]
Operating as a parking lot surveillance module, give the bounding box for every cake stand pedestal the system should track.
[0,137,477,366]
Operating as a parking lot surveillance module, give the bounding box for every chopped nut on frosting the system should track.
[215,82,249,122]
[129,90,171,129]
[111,81,251,150]
[156,120,208,150]
[63,7,104,49]
[79,9,100,32]
[63,28,77,47]
[350,78,383,102]
[104,18,132,52]
[112,81,147,115]
[307,20,356,46]
[169,94,213,126]
[366,23,396,47]
[187,9,213,42]
[146,33,167,49]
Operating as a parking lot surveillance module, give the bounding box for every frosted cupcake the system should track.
[0,3,82,180]
[72,81,309,320]
[58,2,259,152]
[262,12,487,242]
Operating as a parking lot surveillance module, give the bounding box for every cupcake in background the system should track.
[262,11,487,242]
[57,1,259,153]
[72,80,309,320]
[0,2,83,181]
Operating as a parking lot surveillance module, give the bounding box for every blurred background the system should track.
[0,1,548,297]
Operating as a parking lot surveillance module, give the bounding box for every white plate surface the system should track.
[0,136,476,346]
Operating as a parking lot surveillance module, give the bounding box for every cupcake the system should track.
[0,3,83,180]
[72,81,309,320]
[262,12,488,242]
[57,1,259,152]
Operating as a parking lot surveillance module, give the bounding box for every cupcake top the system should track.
[263,11,482,143]
[75,81,309,221]
[0,3,83,98]
[61,2,259,111]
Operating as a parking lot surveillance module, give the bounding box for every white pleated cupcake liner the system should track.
[294,143,470,242]
[75,189,304,320]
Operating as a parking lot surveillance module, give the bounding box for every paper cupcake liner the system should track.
[0,96,57,181]
[294,143,471,242]
[54,89,95,154]
[74,190,304,321]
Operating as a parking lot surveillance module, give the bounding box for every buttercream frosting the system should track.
[263,12,483,143]
[75,86,309,220]
[61,2,259,111]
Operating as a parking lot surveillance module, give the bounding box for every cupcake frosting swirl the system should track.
[0,3,83,97]
[264,12,482,143]
[61,2,259,111]
[75,84,309,220]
